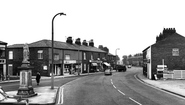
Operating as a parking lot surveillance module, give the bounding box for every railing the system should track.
[163,70,185,79]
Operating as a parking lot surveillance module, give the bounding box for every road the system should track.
[61,67,185,105]
[1,75,83,92]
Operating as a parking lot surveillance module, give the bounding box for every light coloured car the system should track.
[104,69,112,75]
[128,65,132,68]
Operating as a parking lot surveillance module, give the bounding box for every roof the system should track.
[8,39,106,53]
[108,53,115,56]
[0,41,7,45]
[143,33,185,52]
[152,33,185,47]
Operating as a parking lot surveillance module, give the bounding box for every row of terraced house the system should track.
[0,37,116,80]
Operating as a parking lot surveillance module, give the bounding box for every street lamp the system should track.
[115,48,120,71]
[51,12,66,89]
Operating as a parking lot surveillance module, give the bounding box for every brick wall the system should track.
[151,33,185,79]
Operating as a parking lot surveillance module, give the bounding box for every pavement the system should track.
[0,72,102,105]
[137,73,185,98]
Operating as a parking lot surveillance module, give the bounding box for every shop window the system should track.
[38,50,43,59]
[84,64,86,71]
[9,51,13,59]
[65,54,70,60]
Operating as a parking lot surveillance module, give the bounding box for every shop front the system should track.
[89,59,102,72]
[63,60,82,75]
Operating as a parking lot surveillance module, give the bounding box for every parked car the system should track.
[116,64,127,72]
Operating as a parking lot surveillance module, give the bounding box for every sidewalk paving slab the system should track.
[137,73,185,98]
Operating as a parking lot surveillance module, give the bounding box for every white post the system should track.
[162,59,164,70]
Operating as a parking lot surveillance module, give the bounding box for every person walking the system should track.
[36,72,41,85]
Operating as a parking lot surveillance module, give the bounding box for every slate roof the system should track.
[152,33,185,47]
[0,41,7,44]
[8,39,106,53]
[143,33,185,52]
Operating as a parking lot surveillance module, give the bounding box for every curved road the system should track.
[61,67,185,105]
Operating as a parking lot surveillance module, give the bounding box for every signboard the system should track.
[43,65,47,70]
[64,60,76,64]
[172,48,179,56]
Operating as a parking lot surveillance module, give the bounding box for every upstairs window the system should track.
[91,54,93,60]
[38,50,43,59]
[84,52,86,60]
[9,51,13,59]
[65,54,70,60]
[0,48,5,57]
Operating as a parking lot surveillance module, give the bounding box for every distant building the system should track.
[127,56,143,66]
[143,28,185,79]
[0,41,7,80]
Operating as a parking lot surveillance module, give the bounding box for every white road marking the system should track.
[110,79,113,84]
[57,87,64,104]
[113,84,117,89]
[118,89,125,95]
[61,87,64,104]
[129,97,142,105]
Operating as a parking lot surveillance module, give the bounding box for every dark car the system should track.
[116,64,127,72]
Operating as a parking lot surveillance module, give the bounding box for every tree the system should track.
[122,55,128,65]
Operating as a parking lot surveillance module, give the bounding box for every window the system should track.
[9,51,13,59]
[8,64,13,75]
[84,52,86,60]
[38,50,43,59]
[0,48,5,57]
[54,54,59,61]
[65,54,70,60]
[91,54,93,60]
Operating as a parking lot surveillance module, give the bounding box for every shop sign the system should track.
[64,60,76,64]
[43,65,47,70]
[89,60,102,63]
[0,45,5,48]
[0,59,5,64]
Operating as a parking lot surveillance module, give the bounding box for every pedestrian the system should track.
[36,72,41,85]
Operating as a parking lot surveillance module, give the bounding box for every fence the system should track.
[163,70,185,79]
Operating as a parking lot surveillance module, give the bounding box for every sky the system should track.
[1,0,185,59]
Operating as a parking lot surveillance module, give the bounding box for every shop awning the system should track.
[92,63,98,66]
[103,62,110,66]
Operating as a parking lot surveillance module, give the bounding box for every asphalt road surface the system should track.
[61,67,185,105]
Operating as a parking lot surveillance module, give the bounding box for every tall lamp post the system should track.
[51,12,66,89]
[115,48,120,71]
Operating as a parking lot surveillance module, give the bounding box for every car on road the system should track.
[116,64,127,72]
[127,65,132,68]
[104,68,112,75]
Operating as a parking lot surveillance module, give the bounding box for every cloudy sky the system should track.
[1,0,185,59]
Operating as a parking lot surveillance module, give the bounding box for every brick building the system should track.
[7,38,113,76]
[143,28,185,79]
[0,41,7,80]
